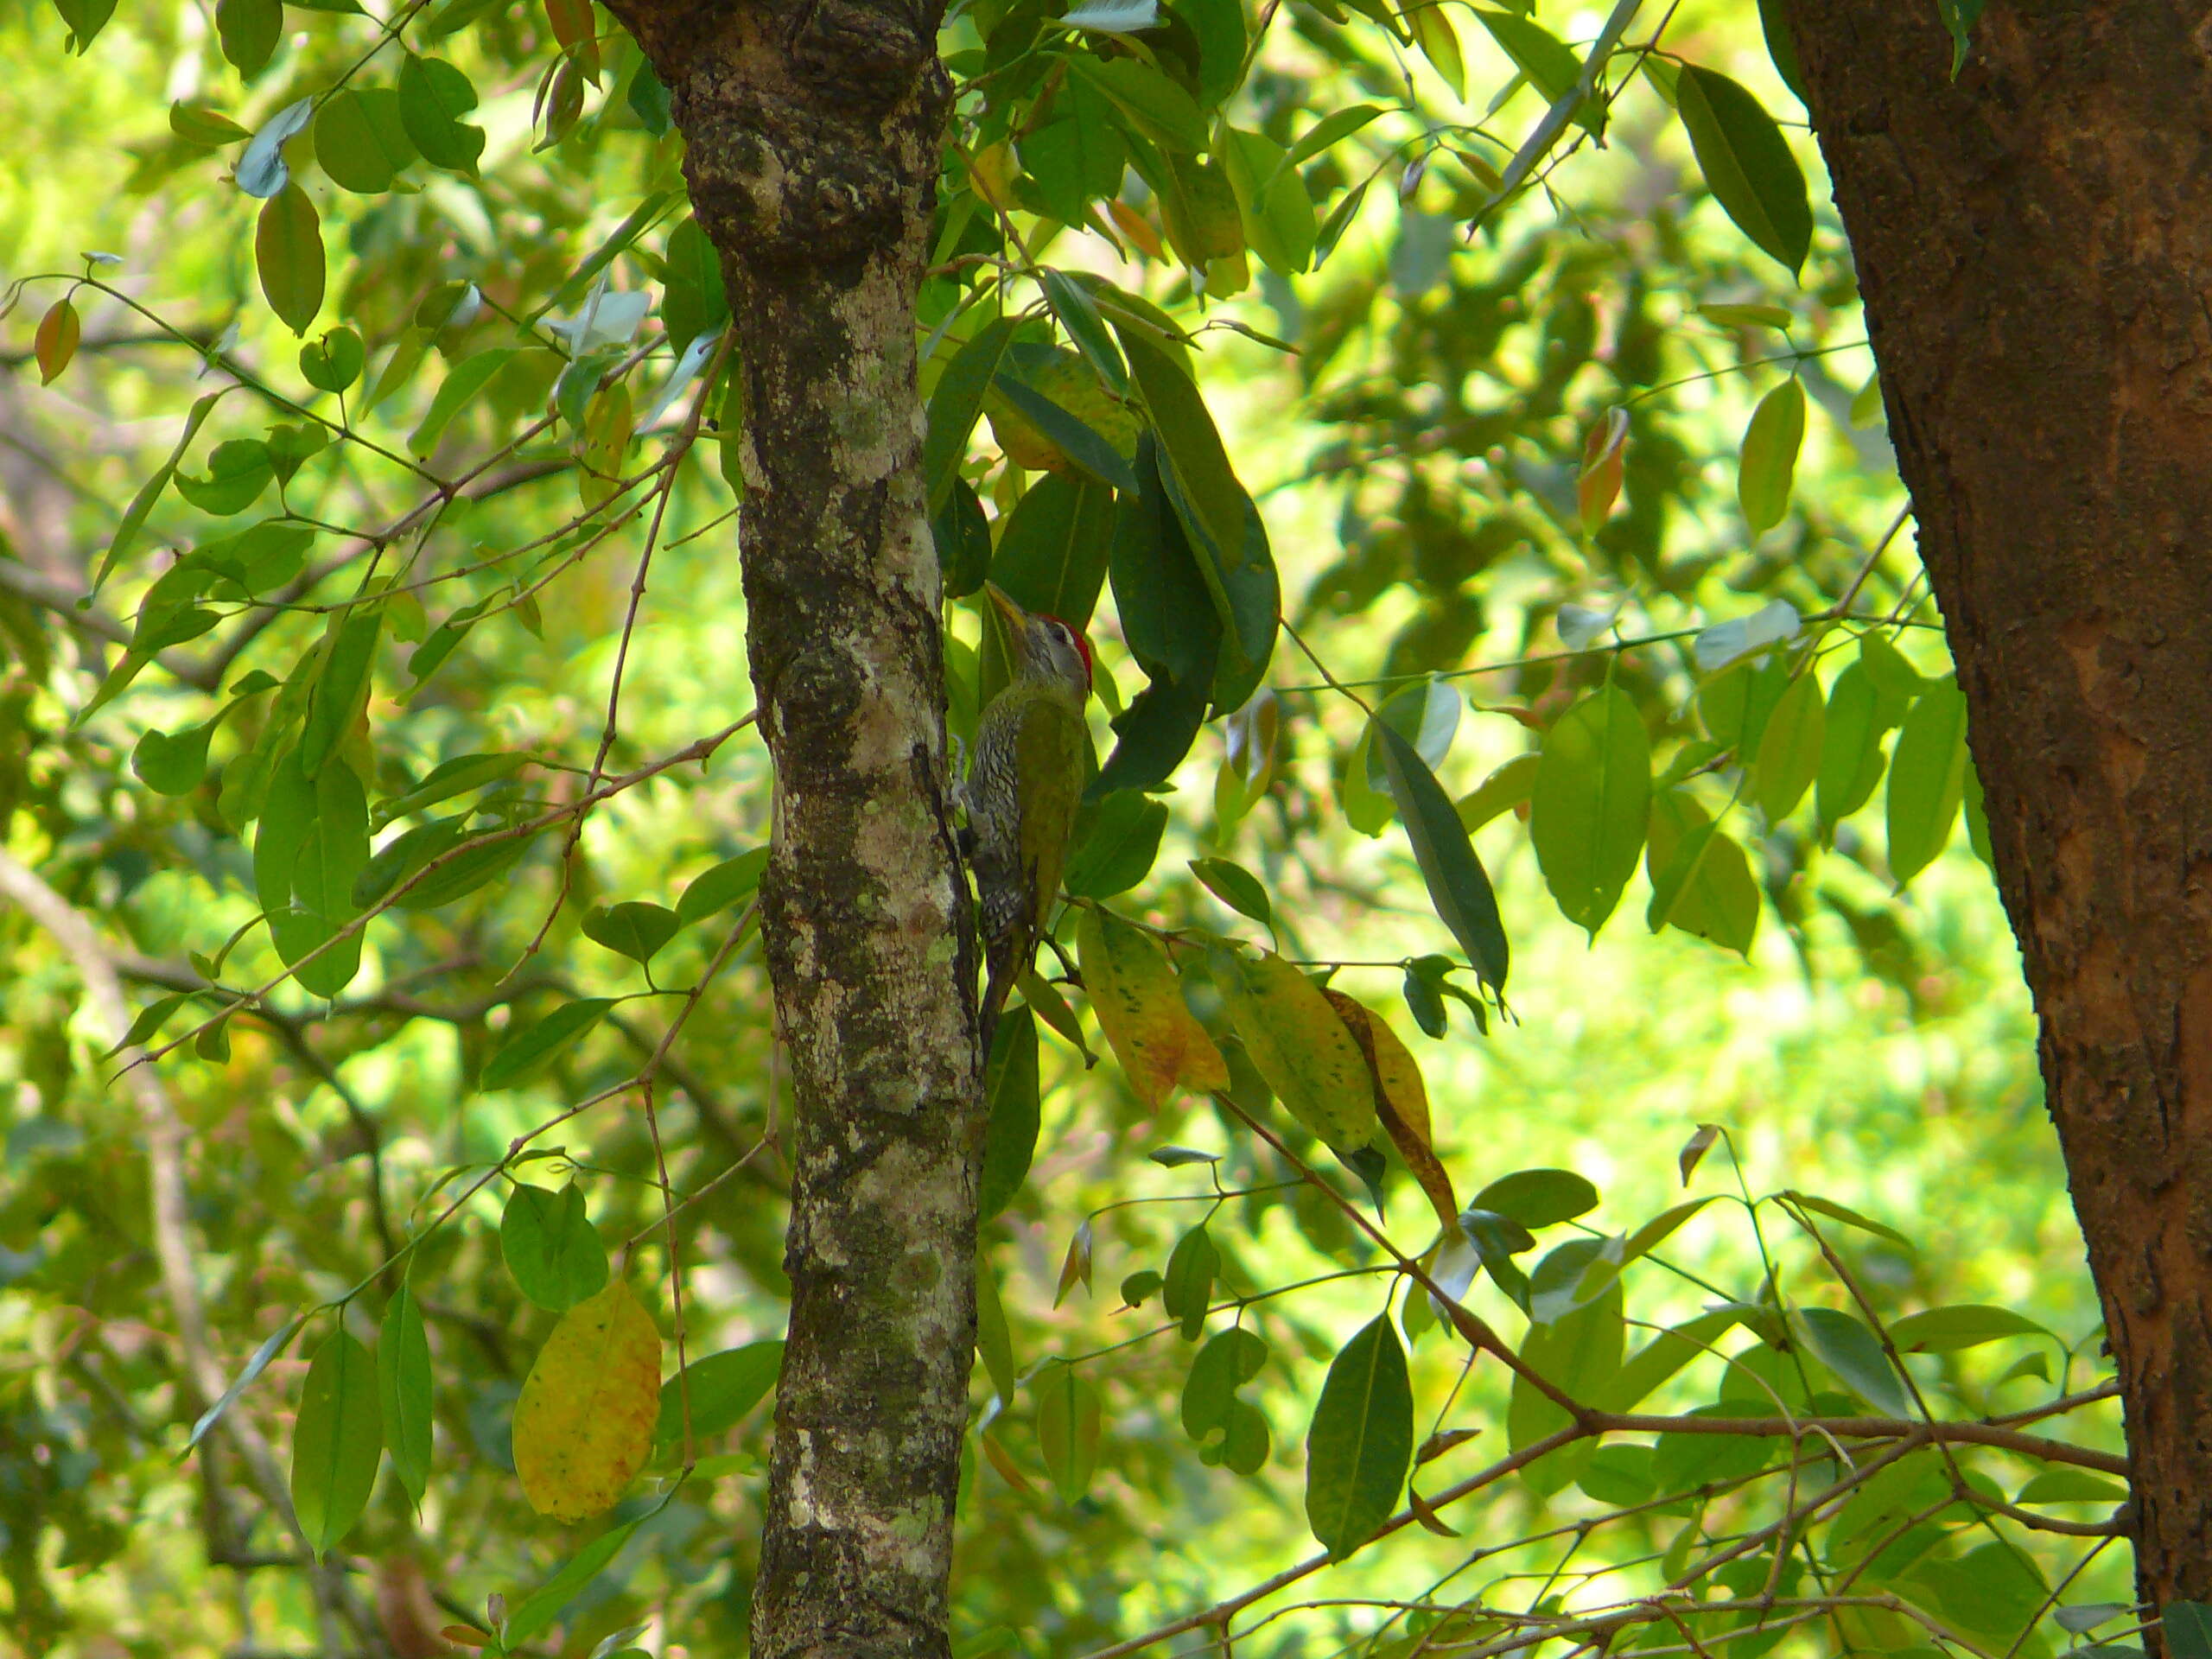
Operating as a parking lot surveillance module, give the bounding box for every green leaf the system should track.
[2016,1469,2129,1506]
[1474,10,1596,130]
[1117,329,1246,571]
[378,1281,433,1509]
[1595,1307,1741,1412]
[976,1256,1017,1404]
[397,53,485,174]
[1738,378,1806,534]
[1189,856,1274,931]
[503,1515,649,1649]
[1788,1192,1916,1249]
[661,217,728,354]
[1065,790,1167,899]
[1182,1327,1267,1440]
[1886,677,1968,885]
[977,1007,1040,1221]
[1065,54,1209,155]
[1472,1169,1599,1230]
[1888,1304,2050,1353]
[989,472,1116,629]
[1282,105,1382,172]
[216,0,281,74]
[176,439,275,515]
[133,721,214,795]
[1109,436,1221,688]
[1180,0,1246,109]
[1755,0,1807,103]
[1509,1245,1622,1495]
[1374,722,1510,992]
[1304,1315,1413,1560]
[410,348,516,457]
[499,1182,610,1312]
[1795,1306,1910,1416]
[1222,128,1318,278]
[1750,665,1822,821]
[99,392,222,590]
[289,1329,383,1560]
[255,184,325,335]
[935,476,993,600]
[52,0,118,52]
[582,900,682,964]
[990,375,1139,495]
[1363,678,1461,793]
[1408,1,1465,98]
[374,751,529,827]
[1039,268,1128,395]
[1033,1361,1102,1502]
[925,316,1018,514]
[482,998,616,1090]
[1936,0,1985,77]
[1644,791,1758,955]
[1675,65,1811,275]
[301,603,383,777]
[185,1314,303,1454]
[655,1340,783,1451]
[1160,1221,1219,1341]
[313,88,415,193]
[1529,686,1650,936]
[676,849,768,926]
[1094,673,1209,796]
[1815,662,1886,829]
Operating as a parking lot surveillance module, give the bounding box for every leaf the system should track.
[1595,1307,1741,1413]
[676,848,769,926]
[1362,678,1461,793]
[976,1258,1017,1405]
[513,1279,663,1522]
[1188,856,1274,931]
[1077,906,1227,1107]
[1408,0,1465,99]
[1117,329,1246,573]
[1738,378,1806,534]
[374,751,530,826]
[1055,1217,1095,1306]
[1472,1169,1598,1230]
[1937,0,1986,76]
[1886,677,1969,884]
[133,722,214,796]
[1064,790,1168,899]
[502,1514,649,1649]
[654,1340,782,1451]
[314,88,416,193]
[1888,1305,2050,1353]
[977,1007,1041,1221]
[989,472,1116,629]
[990,375,1139,494]
[481,998,617,1090]
[1283,105,1382,171]
[1182,1327,1267,1440]
[1796,1306,1911,1416]
[1066,54,1209,155]
[925,316,1017,513]
[2017,1469,2129,1506]
[1816,663,1887,829]
[1304,1315,1413,1560]
[1577,408,1628,531]
[184,1314,303,1454]
[216,0,280,74]
[1033,1361,1102,1502]
[1039,269,1128,395]
[236,97,314,199]
[1325,990,1455,1230]
[1160,1222,1219,1341]
[935,477,993,600]
[289,1329,383,1560]
[1643,791,1758,955]
[302,602,383,777]
[1058,0,1158,29]
[582,900,682,965]
[172,100,251,145]
[1211,946,1377,1147]
[1751,665,1823,821]
[1529,687,1650,936]
[500,1183,610,1312]
[1675,66,1812,275]
[256,184,325,335]
[1375,723,1510,990]
[397,53,485,174]
[35,299,79,385]
[410,347,517,456]
[1788,1192,1916,1250]
[378,1281,434,1509]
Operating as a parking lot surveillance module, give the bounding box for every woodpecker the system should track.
[964,583,1092,1052]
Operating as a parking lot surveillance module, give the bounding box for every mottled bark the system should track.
[1785,0,2212,1614]
[589,3,978,1656]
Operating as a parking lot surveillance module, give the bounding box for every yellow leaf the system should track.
[1077,906,1227,1107]
[1322,990,1457,1230]
[513,1279,662,1522]
[1211,947,1376,1147]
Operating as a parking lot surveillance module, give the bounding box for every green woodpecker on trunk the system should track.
[964,584,1092,1051]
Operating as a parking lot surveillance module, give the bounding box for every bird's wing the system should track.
[1016,691,1089,908]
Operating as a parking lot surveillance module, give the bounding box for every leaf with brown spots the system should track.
[1323,990,1456,1231]
[513,1279,662,1522]
[1077,905,1227,1106]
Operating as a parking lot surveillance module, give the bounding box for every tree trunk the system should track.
[588,6,978,1656]
[1785,0,2212,1617]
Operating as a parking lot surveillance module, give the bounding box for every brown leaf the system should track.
[1407,1483,1462,1537]
[1323,989,1457,1230]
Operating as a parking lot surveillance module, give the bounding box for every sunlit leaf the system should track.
[513,1279,662,1522]
[290,1329,383,1560]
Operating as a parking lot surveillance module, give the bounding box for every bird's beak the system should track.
[982,583,1027,632]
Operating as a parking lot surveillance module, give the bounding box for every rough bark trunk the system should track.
[588,5,978,1656]
[1785,0,2212,1617]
